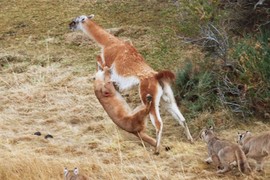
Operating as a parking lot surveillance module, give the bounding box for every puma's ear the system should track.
[74,167,79,175]
[64,168,68,176]
[209,126,214,130]
[97,62,104,71]
[239,134,243,139]
[103,66,112,74]
[88,14,95,19]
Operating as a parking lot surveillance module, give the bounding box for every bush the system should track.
[222,0,270,33]
[232,30,270,117]
[175,0,270,120]
[175,0,223,37]
[175,62,219,116]
[234,30,270,84]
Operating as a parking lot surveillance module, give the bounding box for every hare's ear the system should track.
[64,168,69,176]
[88,14,95,19]
[74,167,79,175]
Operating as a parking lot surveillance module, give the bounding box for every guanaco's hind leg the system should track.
[140,81,163,155]
[161,82,193,142]
[149,107,163,155]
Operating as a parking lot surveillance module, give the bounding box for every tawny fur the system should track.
[69,15,193,154]
[201,128,251,174]
[64,168,89,180]
[94,66,156,147]
[238,131,270,171]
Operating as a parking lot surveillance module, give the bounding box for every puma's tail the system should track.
[235,149,251,174]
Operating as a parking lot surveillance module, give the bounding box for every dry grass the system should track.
[0,1,270,180]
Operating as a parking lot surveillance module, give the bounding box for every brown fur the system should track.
[201,128,251,174]
[238,131,270,171]
[94,66,156,147]
[64,168,89,180]
[69,15,193,154]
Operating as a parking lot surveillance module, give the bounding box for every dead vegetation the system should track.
[0,0,270,180]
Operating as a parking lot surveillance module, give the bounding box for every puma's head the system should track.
[200,126,215,143]
[237,131,251,145]
[94,68,105,82]
[69,14,94,31]
[64,167,79,180]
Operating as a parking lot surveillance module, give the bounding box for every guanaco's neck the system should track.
[82,20,120,47]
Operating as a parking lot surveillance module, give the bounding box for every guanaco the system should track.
[69,15,193,154]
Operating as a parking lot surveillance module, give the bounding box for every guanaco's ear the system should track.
[74,167,79,175]
[88,14,95,19]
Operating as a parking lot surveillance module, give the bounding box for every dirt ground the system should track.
[0,1,269,180]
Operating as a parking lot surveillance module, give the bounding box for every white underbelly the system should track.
[110,66,140,91]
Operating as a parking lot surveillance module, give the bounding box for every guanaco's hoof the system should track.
[45,134,53,139]
[146,94,152,102]
[34,131,42,136]
[165,146,171,151]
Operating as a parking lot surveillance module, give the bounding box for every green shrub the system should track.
[175,0,270,120]
[221,0,270,33]
[232,30,270,117]
[176,0,223,37]
[175,62,218,115]
[234,30,270,85]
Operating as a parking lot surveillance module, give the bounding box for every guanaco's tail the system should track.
[235,149,251,174]
[155,70,175,84]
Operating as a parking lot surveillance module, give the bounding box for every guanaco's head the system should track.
[69,14,94,31]
[237,131,251,145]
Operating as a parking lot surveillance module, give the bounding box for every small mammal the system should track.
[237,131,270,171]
[64,167,88,180]
[200,127,251,174]
[94,65,157,147]
[69,15,193,154]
